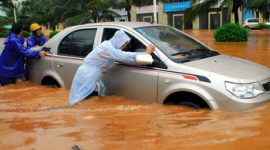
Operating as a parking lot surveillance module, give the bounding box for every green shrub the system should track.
[255,23,270,29]
[0,31,9,38]
[22,31,31,38]
[214,23,249,42]
[49,31,60,39]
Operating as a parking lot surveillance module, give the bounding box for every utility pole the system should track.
[153,0,157,24]
[12,0,17,22]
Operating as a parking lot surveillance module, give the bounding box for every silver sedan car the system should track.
[26,22,270,111]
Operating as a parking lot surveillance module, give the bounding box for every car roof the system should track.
[67,22,164,30]
[49,22,167,42]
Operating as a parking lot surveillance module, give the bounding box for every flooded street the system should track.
[1,30,270,150]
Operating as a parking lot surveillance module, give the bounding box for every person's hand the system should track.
[39,51,49,59]
[15,78,26,83]
[145,44,155,54]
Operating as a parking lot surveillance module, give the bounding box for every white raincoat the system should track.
[69,30,142,105]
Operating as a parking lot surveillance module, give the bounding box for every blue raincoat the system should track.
[0,33,40,79]
[69,30,143,105]
[27,34,48,48]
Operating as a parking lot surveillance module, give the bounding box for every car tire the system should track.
[177,102,201,109]
[244,26,250,29]
[45,81,60,88]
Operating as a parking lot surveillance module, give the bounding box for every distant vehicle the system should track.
[26,22,270,111]
[242,18,270,29]
[242,18,259,29]
[264,20,270,26]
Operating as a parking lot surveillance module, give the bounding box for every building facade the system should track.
[131,0,265,30]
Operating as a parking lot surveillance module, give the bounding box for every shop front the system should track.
[163,1,192,29]
[136,5,159,23]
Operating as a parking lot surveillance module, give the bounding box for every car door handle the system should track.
[56,63,64,68]
[102,69,107,73]
[164,79,171,84]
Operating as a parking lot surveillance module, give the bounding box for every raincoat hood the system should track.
[3,33,17,44]
[110,30,130,49]
[3,33,24,45]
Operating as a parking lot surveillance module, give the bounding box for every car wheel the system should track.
[41,77,60,88]
[244,26,250,29]
[177,102,202,109]
[48,84,59,88]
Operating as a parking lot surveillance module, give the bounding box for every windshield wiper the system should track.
[189,48,219,55]
[171,51,191,56]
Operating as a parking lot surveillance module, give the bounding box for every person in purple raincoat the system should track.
[69,30,155,105]
[0,23,48,86]
[27,23,48,49]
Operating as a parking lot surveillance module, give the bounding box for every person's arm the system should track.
[42,36,48,43]
[10,39,48,59]
[40,36,48,46]
[107,47,140,65]
[107,44,155,65]
[27,37,35,49]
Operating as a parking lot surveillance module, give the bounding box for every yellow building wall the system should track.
[42,23,65,37]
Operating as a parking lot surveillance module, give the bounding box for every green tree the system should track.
[19,0,66,31]
[42,0,67,31]
[0,0,14,8]
[184,0,243,24]
[58,0,90,26]
[110,0,167,21]
[246,0,270,21]
[58,0,120,26]
[87,0,120,23]
[18,0,49,31]
[0,6,16,25]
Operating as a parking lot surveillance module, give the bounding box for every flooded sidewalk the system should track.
[1,30,270,150]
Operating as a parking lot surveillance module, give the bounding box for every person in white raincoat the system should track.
[69,30,155,105]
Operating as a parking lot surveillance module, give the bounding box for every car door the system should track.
[52,28,98,88]
[250,19,259,28]
[100,27,160,103]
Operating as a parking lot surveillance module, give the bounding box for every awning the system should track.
[3,25,12,29]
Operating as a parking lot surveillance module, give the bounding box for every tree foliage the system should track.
[1,0,168,30]
[110,0,168,21]
[246,0,270,21]
[0,0,14,8]
[16,0,126,29]
[184,0,243,24]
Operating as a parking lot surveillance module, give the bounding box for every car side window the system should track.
[58,34,72,55]
[102,28,142,52]
[101,28,167,69]
[102,28,117,42]
[58,29,97,57]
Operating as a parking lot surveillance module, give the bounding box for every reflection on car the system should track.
[26,22,270,111]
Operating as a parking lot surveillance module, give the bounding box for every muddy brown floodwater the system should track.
[1,30,270,150]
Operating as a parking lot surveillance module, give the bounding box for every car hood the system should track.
[184,55,270,83]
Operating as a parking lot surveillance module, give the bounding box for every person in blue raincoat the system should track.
[0,23,49,86]
[27,23,48,48]
[69,30,155,105]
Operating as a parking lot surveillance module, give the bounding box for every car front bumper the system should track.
[220,92,270,111]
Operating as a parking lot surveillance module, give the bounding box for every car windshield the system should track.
[135,26,219,63]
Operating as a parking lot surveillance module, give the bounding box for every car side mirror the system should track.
[136,54,154,65]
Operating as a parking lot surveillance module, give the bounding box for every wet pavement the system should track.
[1,30,270,150]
